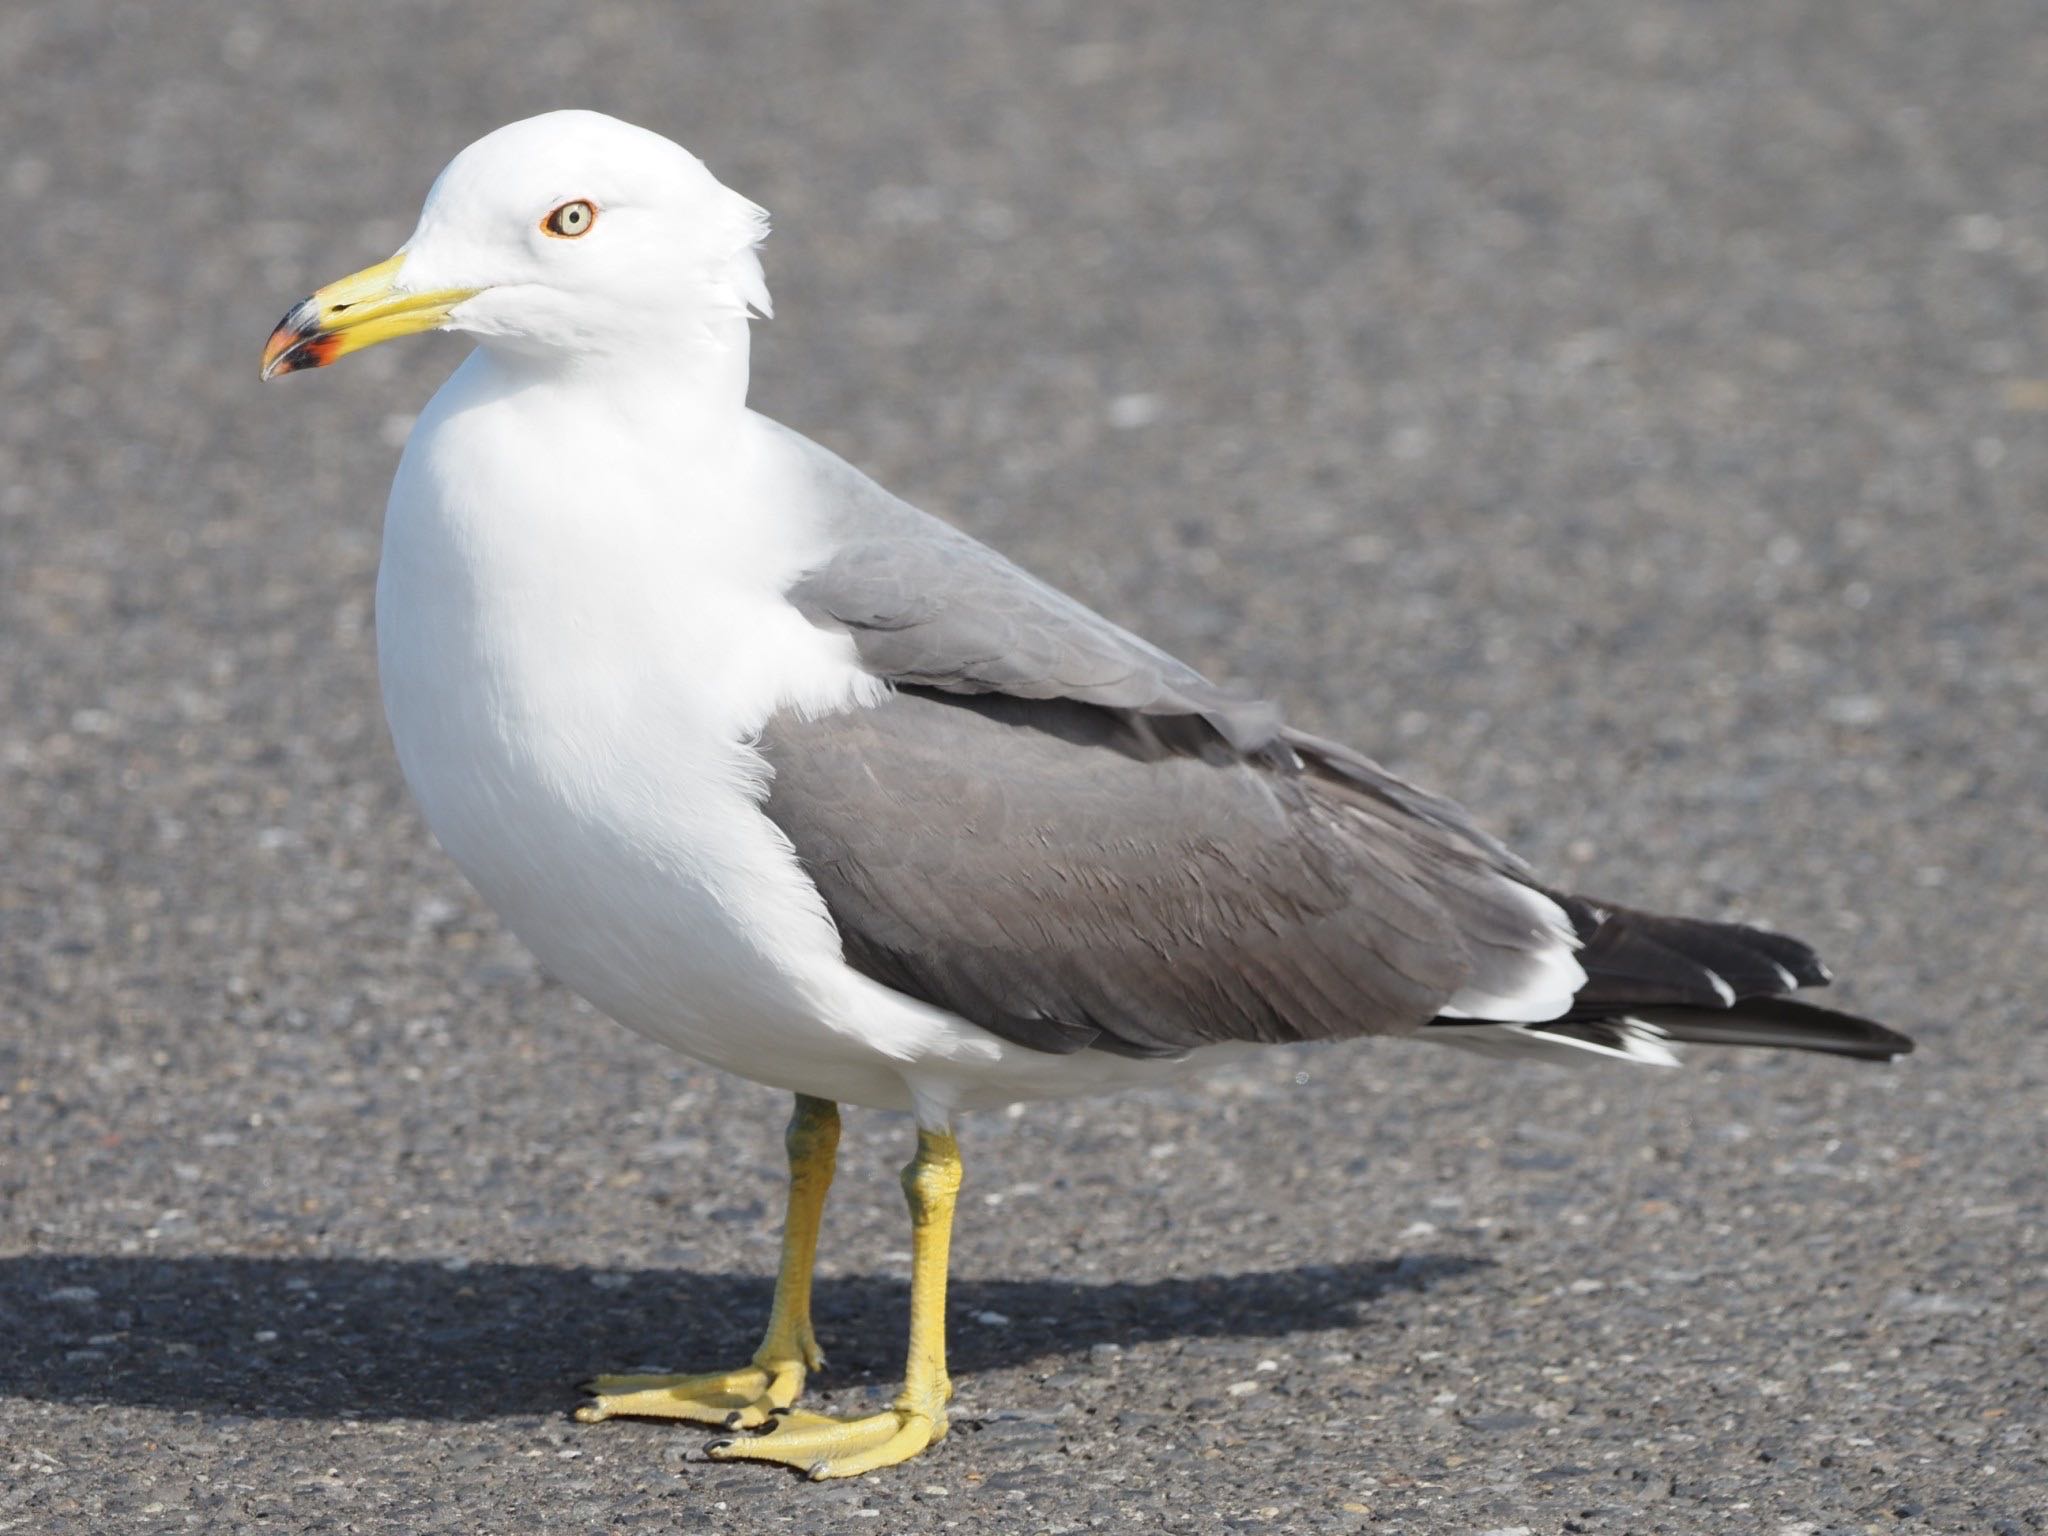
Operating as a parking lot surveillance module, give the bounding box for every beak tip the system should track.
[260,321,338,382]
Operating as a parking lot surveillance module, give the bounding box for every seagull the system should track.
[262,109,1912,1479]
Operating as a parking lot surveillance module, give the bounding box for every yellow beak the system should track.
[260,253,481,380]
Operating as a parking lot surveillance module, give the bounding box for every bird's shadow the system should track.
[0,1251,1488,1420]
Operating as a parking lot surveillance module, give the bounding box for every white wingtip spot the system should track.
[1703,968,1737,1007]
[1771,962,1801,993]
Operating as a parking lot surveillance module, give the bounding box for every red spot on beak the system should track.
[260,298,343,380]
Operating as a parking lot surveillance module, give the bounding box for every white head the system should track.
[262,111,771,379]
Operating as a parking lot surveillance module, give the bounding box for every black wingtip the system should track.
[1559,896,1861,1015]
[1636,997,1915,1061]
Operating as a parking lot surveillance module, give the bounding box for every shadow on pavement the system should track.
[0,1251,1487,1420]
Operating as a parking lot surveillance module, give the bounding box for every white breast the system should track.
[374,352,908,1095]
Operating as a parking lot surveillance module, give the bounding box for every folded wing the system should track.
[758,426,1591,1056]
[759,423,1909,1064]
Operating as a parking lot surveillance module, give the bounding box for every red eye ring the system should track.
[541,199,598,239]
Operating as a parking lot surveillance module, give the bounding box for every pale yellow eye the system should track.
[542,199,597,239]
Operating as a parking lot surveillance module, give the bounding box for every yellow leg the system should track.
[708,1124,962,1479]
[578,1095,839,1430]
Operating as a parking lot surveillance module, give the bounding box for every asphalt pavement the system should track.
[3,2,2044,1531]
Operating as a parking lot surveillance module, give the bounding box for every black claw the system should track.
[722,1411,744,1429]
[705,1439,733,1454]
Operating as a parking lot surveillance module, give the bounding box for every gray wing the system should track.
[774,419,1517,866]
[777,423,1282,753]
[760,421,1559,1054]
[758,690,1531,1055]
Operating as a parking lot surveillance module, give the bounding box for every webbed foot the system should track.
[706,1395,943,1479]
[576,1350,815,1429]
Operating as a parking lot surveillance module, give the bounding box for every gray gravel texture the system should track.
[4,2,2045,1532]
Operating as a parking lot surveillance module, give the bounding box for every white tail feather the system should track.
[1427,1017,1682,1068]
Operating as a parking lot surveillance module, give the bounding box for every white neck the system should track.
[473,309,756,424]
